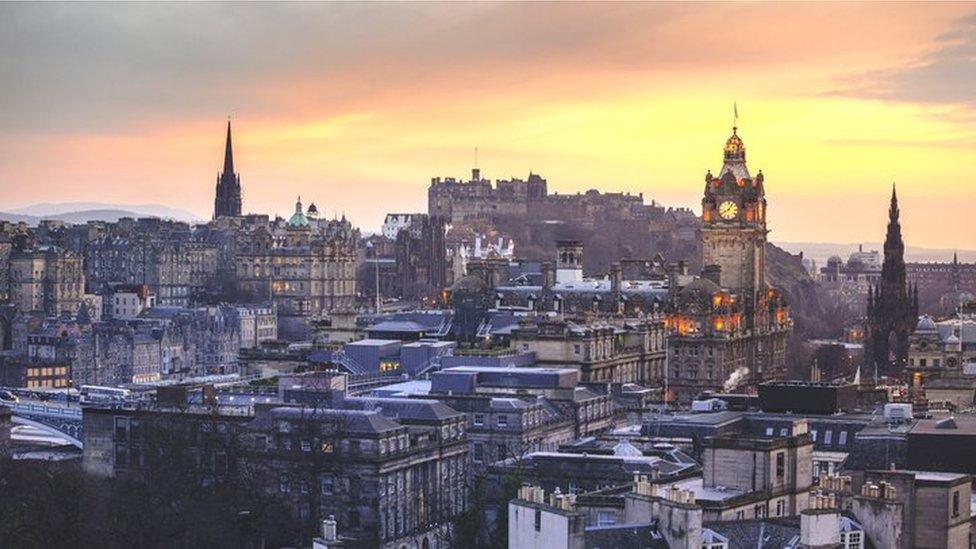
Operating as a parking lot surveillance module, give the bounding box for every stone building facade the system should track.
[235,198,360,341]
[82,387,469,548]
[8,245,85,316]
[393,213,447,301]
[427,366,613,469]
[85,229,219,308]
[509,316,667,385]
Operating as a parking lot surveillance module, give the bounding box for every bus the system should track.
[79,385,131,405]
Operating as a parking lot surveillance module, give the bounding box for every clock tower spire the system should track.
[700,120,768,324]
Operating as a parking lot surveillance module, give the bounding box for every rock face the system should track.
[766,242,833,334]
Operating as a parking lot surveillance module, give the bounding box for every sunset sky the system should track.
[1,3,974,250]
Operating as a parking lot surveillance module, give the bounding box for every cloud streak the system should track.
[837,9,976,107]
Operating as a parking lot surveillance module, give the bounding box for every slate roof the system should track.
[368,320,429,334]
[912,415,976,436]
[704,518,800,548]
[584,523,668,549]
[262,406,403,434]
[345,396,464,422]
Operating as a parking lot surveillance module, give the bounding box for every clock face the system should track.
[719,200,738,220]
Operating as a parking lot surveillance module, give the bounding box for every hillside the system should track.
[0,203,202,225]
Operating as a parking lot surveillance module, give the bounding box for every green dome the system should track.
[288,196,309,227]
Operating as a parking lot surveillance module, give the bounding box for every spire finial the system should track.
[733,101,738,134]
[223,118,234,175]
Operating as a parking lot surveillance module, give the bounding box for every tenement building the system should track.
[84,219,219,307]
[666,125,791,403]
[8,245,85,316]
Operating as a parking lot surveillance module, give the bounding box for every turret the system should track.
[555,240,583,284]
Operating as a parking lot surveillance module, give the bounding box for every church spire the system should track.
[223,118,235,176]
[214,117,242,218]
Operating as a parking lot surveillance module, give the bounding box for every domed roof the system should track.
[681,277,721,297]
[451,274,488,292]
[307,202,318,213]
[916,316,938,333]
[288,196,309,227]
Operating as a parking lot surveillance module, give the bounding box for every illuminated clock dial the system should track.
[719,200,738,220]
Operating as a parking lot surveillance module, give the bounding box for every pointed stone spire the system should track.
[214,117,242,218]
[223,118,235,176]
[889,183,899,221]
[865,183,916,376]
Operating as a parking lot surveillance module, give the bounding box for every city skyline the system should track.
[2,3,976,249]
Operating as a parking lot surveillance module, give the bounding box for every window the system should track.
[473,414,485,427]
[597,511,616,526]
[114,417,129,440]
[838,431,848,446]
[573,344,581,355]
[114,444,128,467]
[320,474,334,495]
[843,531,863,549]
[776,452,785,479]
[953,491,960,518]
[776,499,786,516]
[497,415,508,428]
[279,474,290,493]
[534,508,541,531]
[497,443,507,460]
[754,504,766,518]
[765,427,774,436]
[811,429,818,442]
[473,443,484,462]
[780,428,789,437]
[824,430,833,445]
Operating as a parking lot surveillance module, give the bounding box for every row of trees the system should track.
[0,459,295,548]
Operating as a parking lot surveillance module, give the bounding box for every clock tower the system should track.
[700,125,767,322]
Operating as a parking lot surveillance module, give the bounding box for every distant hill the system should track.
[0,202,202,225]
[775,241,976,266]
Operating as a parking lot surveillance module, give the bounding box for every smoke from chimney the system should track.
[723,366,750,392]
